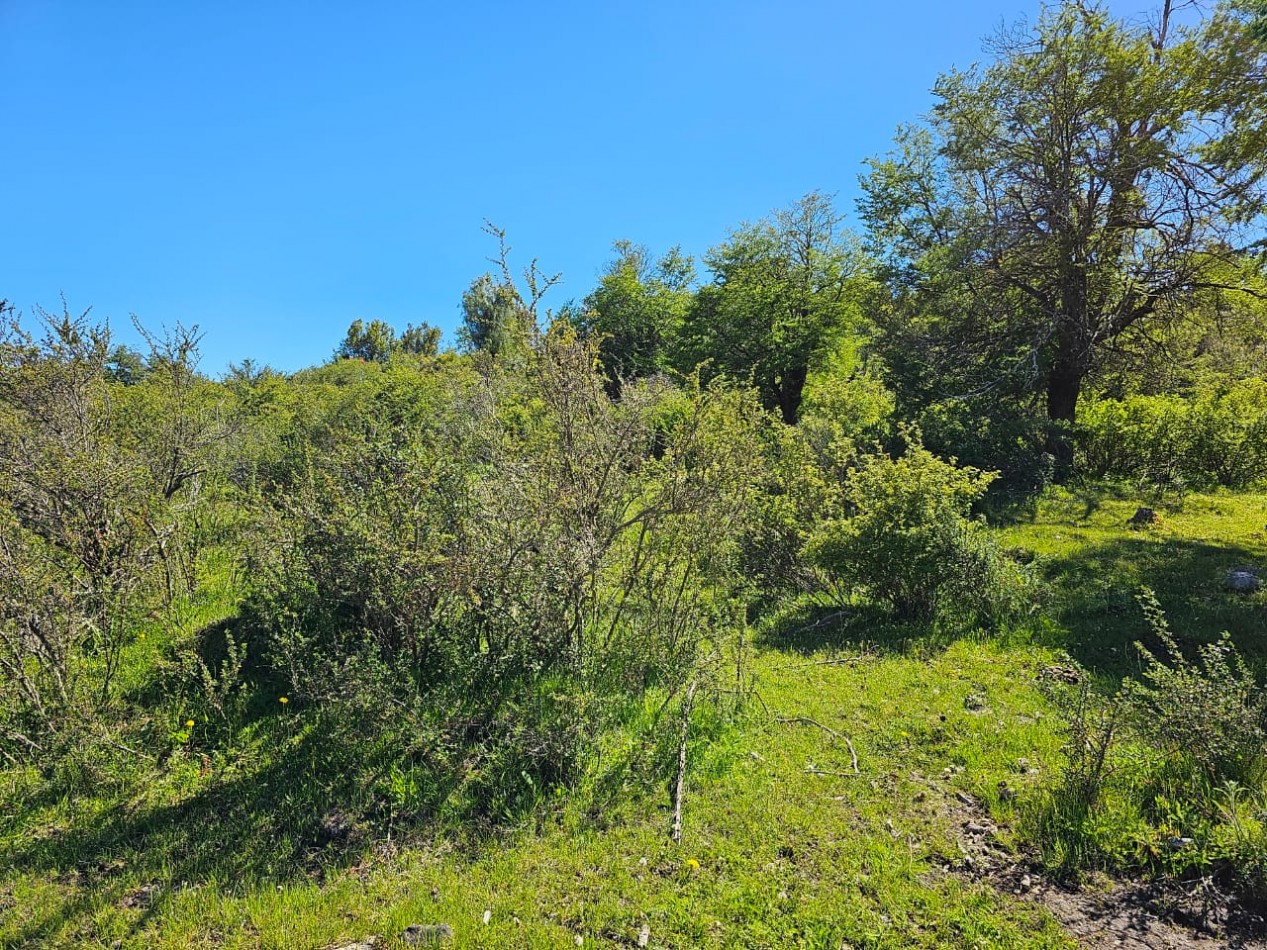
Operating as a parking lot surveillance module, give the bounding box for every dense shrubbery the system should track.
[0,310,225,772]
[241,329,763,819]
[804,429,1035,624]
[1033,591,1267,894]
[2,202,1263,904]
[1077,380,1267,490]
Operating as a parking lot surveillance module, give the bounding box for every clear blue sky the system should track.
[2,0,1155,374]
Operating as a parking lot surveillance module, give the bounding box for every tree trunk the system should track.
[1044,359,1083,473]
[776,364,809,425]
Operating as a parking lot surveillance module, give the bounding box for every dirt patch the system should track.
[943,790,1267,948]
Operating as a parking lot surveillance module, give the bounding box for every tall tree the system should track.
[860,0,1267,464]
[398,322,442,357]
[576,240,694,390]
[334,318,442,362]
[335,318,398,363]
[677,192,864,424]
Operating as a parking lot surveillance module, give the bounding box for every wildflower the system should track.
[185,719,195,728]
[685,858,700,870]
[279,696,289,705]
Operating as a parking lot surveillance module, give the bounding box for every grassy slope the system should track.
[1,489,1263,949]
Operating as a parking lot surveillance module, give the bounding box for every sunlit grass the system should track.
[3,487,1263,948]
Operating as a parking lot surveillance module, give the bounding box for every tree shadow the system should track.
[1033,535,1265,681]
[0,709,481,950]
[754,599,950,657]
[1,718,396,946]
[983,481,1148,527]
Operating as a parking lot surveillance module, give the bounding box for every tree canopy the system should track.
[678,192,865,423]
[860,0,1267,463]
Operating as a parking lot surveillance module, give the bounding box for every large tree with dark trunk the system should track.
[676,192,864,424]
[860,0,1267,466]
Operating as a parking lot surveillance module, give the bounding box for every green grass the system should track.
[2,486,1264,949]
[997,487,1267,678]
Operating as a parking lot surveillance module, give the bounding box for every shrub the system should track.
[1033,593,1267,894]
[1126,589,1267,788]
[913,399,1055,496]
[0,310,182,767]
[245,329,763,822]
[1077,380,1267,490]
[804,428,1033,623]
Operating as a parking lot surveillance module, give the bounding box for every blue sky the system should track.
[2,0,1155,373]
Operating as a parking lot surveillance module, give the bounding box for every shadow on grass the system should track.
[982,481,1148,528]
[754,599,949,657]
[1033,535,1265,681]
[1,717,406,946]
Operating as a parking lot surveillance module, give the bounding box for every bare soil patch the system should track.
[944,790,1267,948]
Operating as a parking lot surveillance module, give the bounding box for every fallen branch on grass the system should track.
[776,716,859,774]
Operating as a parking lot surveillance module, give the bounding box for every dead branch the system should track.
[671,680,697,843]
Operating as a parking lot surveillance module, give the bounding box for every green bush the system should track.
[0,310,218,770]
[804,428,1033,623]
[1126,590,1267,788]
[911,399,1055,496]
[1032,592,1267,894]
[245,329,763,822]
[1077,380,1267,489]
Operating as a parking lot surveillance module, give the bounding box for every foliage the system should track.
[1077,379,1267,490]
[0,307,212,767]
[676,192,867,424]
[575,240,694,390]
[245,329,762,820]
[1127,589,1267,788]
[805,428,1033,624]
[458,222,560,359]
[334,317,442,362]
[861,1,1267,465]
[1032,591,1267,893]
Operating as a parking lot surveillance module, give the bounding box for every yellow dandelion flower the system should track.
[185,719,195,728]
[279,696,289,705]
[685,859,700,870]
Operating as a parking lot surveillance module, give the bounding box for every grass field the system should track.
[2,487,1264,948]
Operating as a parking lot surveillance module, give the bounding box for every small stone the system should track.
[1225,570,1261,593]
[1165,836,1194,851]
[482,910,492,925]
[401,923,454,945]
[1128,507,1159,527]
[955,791,976,806]
[637,924,651,947]
[574,936,584,947]
[1020,874,1032,890]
